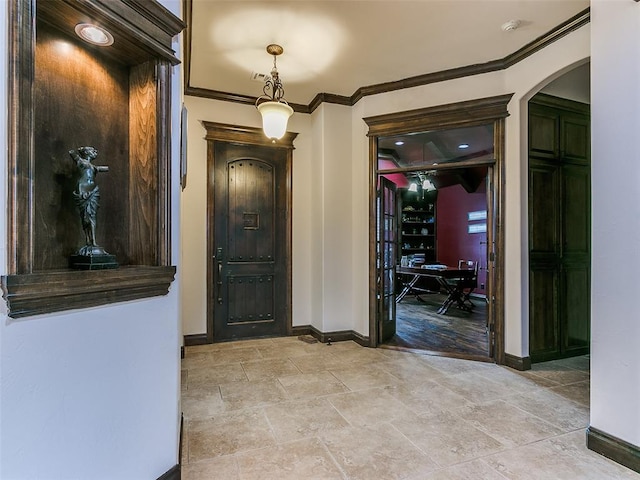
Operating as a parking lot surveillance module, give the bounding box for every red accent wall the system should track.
[436,183,487,295]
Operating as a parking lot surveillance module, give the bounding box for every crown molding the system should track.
[183,3,589,113]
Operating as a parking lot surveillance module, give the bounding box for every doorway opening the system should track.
[365,94,511,364]
[528,89,591,363]
[387,164,491,358]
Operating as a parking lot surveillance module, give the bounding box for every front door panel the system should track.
[211,142,288,340]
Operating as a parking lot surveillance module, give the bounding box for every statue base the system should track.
[69,254,119,270]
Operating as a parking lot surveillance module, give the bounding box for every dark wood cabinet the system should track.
[528,94,590,362]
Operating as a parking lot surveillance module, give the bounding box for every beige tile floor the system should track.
[181,337,638,480]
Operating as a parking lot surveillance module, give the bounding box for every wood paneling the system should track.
[37,0,184,67]
[34,21,130,270]
[129,62,158,265]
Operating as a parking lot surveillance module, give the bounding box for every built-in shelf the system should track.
[2,0,184,318]
[2,266,176,319]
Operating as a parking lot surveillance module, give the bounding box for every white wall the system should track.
[590,0,640,448]
[542,62,591,104]
[0,1,183,478]
[181,23,590,356]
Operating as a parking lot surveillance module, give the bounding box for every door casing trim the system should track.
[364,94,513,364]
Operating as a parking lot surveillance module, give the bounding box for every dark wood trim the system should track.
[307,92,352,112]
[182,0,588,112]
[184,333,209,346]
[377,157,498,175]
[368,135,379,348]
[157,60,173,266]
[185,86,310,114]
[350,59,504,107]
[202,121,298,148]
[179,413,184,466]
[366,94,511,363]
[527,92,590,114]
[502,9,590,70]
[1,266,176,319]
[364,94,513,137]
[8,0,35,274]
[36,0,184,66]
[156,464,180,480]
[291,325,370,347]
[492,117,507,366]
[504,353,532,371]
[182,0,192,88]
[203,122,296,344]
[587,427,640,473]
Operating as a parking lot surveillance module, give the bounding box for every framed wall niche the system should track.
[2,0,185,318]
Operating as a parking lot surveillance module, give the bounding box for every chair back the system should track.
[458,260,478,290]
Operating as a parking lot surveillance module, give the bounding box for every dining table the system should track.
[396,265,476,314]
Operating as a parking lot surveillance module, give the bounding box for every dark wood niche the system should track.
[2,0,185,318]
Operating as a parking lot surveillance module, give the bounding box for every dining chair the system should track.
[458,260,479,310]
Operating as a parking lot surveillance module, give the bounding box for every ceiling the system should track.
[187,0,589,107]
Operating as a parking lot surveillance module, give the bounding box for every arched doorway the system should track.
[526,62,591,363]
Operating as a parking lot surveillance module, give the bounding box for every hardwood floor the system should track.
[383,292,489,358]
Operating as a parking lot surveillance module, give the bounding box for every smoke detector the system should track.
[501,20,521,32]
[250,71,271,82]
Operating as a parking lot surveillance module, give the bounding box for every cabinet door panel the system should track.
[562,114,590,164]
[529,107,559,159]
[529,161,560,255]
[562,263,590,352]
[562,164,591,258]
[529,264,559,359]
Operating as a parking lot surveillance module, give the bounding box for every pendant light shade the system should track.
[422,178,436,191]
[255,44,293,141]
[257,101,293,140]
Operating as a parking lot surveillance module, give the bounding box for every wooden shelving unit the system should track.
[399,190,437,264]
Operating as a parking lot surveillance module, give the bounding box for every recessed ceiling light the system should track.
[458,143,470,149]
[75,23,114,46]
[395,141,405,146]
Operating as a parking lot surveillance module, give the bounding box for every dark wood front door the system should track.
[207,136,292,341]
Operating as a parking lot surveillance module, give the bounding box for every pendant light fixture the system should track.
[256,44,293,141]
